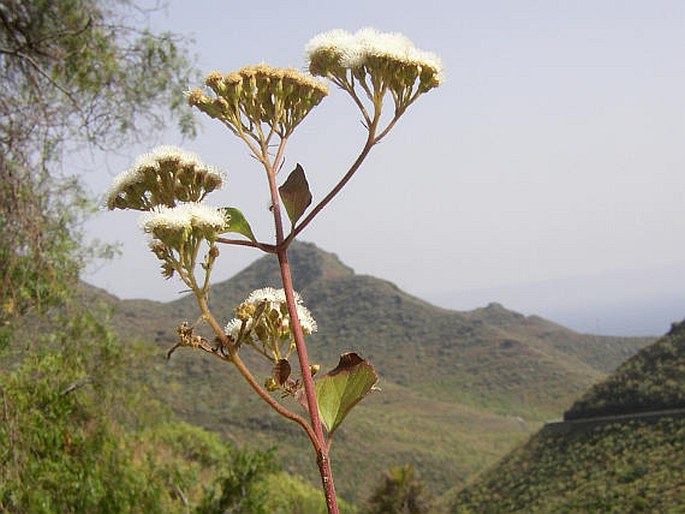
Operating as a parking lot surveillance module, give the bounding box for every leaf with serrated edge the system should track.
[278,164,312,225]
[314,352,378,436]
[220,207,256,242]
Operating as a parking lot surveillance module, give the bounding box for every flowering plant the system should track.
[106,28,441,513]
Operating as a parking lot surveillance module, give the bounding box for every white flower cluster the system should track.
[225,287,318,341]
[105,145,224,211]
[139,202,227,238]
[306,27,443,84]
[249,287,318,334]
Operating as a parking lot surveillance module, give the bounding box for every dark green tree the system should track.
[363,464,432,514]
[0,0,195,328]
[0,309,173,512]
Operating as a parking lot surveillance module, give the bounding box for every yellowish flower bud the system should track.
[236,301,256,321]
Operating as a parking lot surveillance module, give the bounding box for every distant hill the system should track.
[429,264,685,337]
[91,241,653,502]
[448,320,685,513]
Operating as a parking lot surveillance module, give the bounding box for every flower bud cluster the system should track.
[186,64,329,139]
[105,146,228,283]
[225,287,317,362]
[106,146,223,211]
[306,28,443,113]
[139,202,227,251]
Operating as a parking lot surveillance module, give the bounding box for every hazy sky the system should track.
[82,0,685,335]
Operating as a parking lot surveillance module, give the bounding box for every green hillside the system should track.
[448,320,685,513]
[565,319,685,420]
[98,241,652,502]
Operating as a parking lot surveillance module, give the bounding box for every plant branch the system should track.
[0,46,81,111]
[60,376,93,396]
[259,133,339,513]
[215,237,277,253]
[374,111,403,144]
[192,293,321,451]
[290,89,408,240]
[341,76,371,127]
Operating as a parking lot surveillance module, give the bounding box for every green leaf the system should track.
[220,207,256,242]
[278,164,312,225]
[314,353,379,436]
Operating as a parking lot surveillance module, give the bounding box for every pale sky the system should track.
[82,0,685,336]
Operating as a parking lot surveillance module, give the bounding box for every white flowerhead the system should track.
[105,166,140,205]
[106,145,224,211]
[247,287,302,306]
[139,202,227,247]
[132,145,207,173]
[224,318,244,340]
[305,29,360,69]
[306,27,443,89]
[226,287,317,366]
[139,205,190,233]
[235,287,317,335]
[352,28,414,66]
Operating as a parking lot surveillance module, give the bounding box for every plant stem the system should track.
[262,139,339,514]
[277,248,338,513]
[214,237,276,253]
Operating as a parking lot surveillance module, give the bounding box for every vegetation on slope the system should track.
[145,242,651,420]
[448,319,685,513]
[451,417,685,513]
[565,319,685,420]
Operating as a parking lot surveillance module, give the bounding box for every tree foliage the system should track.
[0,310,169,512]
[363,464,432,514]
[0,0,195,325]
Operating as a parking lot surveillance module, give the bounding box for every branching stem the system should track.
[259,135,340,514]
[289,93,402,240]
[192,292,320,451]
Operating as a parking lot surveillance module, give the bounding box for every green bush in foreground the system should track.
[0,304,330,513]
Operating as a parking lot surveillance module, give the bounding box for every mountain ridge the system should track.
[88,241,654,501]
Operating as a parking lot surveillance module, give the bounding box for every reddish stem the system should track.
[263,139,340,514]
[277,249,338,513]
